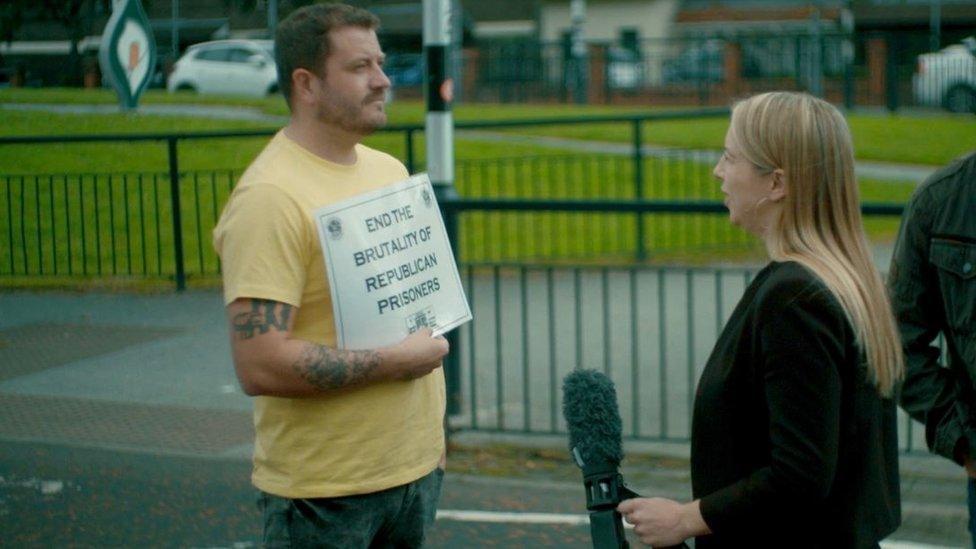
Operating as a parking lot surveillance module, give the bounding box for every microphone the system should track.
[563,369,639,549]
[563,369,689,549]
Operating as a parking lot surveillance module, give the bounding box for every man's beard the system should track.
[316,91,387,136]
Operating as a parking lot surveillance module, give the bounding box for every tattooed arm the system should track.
[226,298,449,397]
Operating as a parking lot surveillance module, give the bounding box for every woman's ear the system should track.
[769,168,788,202]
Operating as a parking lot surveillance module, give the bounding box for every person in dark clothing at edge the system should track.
[617,91,904,548]
[889,150,976,547]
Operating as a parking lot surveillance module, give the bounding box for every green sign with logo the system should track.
[99,0,156,110]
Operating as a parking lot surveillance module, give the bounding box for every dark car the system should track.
[662,40,760,85]
[385,53,424,87]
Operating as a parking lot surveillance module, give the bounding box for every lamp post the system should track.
[170,0,178,59]
[929,0,942,52]
[423,0,461,415]
[267,0,278,38]
[570,0,587,104]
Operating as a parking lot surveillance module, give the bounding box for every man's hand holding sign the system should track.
[226,301,449,397]
[225,174,468,398]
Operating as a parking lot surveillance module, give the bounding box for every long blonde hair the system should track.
[730,92,903,397]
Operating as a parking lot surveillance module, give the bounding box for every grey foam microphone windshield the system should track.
[563,370,690,549]
[563,370,687,549]
[563,369,625,477]
[563,369,636,549]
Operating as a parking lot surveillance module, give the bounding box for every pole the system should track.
[570,0,587,104]
[841,5,855,110]
[268,0,278,39]
[423,0,461,416]
[167,137,186,291]
[885,31,900,112]
[451,0,463,103]
[808,8,824,98]
[632,119,645,262]
[171,0,179,59]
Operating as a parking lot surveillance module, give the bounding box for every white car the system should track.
[913,36,976,113]
[607,47,643,90]
[167,39,278,97]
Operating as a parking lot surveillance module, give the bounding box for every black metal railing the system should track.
[1,109,736,287]
[0,167,903,284]
[454,262,926,452]
[0,115,919,451]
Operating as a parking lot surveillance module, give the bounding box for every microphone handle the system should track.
[588,508,629,549]
[587,481,690,549]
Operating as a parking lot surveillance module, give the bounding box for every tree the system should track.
[0,0,42,83]
[225,0,317,35]
[0,0,112,85]
[1,1,37,45]
[41,0,111,85]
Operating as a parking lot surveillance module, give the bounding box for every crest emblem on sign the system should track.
[422,188,433,208]
[98,0,156,110]
[327,217,343,240]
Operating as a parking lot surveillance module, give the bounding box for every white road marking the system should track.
[881,542,962,549]
[0,476,67,495]
[437,509,591,526]
[39,480,64,495]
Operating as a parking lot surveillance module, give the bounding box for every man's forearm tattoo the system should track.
[233,299,292,340]
[292,345,381,390]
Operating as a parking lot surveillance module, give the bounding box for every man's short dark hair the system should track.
[275,2,380,109]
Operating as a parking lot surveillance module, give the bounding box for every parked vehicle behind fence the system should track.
[913,36,976,113]
[384,52,424,87]
[166,39,278,97]
[660,39,762,86]
[606,47,643,90]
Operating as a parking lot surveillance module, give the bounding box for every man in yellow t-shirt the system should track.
[212,4,449,547]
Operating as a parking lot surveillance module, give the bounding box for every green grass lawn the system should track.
[0,87,658,121]
[0,92,919,288]
[0,109,583,174]
[3,88,972,166]
[490,113,976,167]
[454,153,910,264]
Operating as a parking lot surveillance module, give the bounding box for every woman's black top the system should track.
[691,261,900,548]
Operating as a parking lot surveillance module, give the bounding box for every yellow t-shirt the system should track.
[213,130,445,498]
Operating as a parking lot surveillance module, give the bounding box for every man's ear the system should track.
[769,168,788,202]
[290,68,317,107]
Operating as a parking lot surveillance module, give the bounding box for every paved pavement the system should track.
[0,289,593,547]
[0,289,970,548]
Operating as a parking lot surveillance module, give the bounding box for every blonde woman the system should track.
[619,92,904,548]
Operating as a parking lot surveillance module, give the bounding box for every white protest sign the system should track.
[314,173,472,349]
